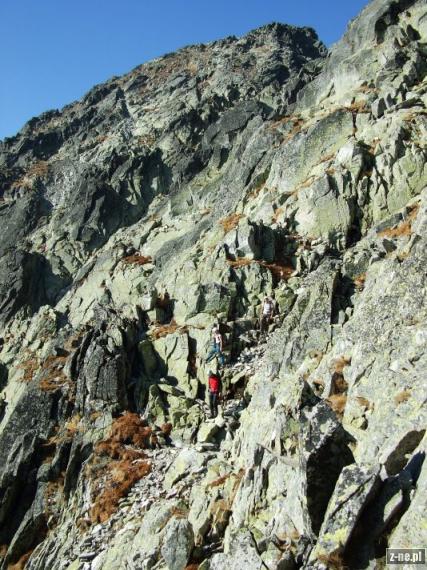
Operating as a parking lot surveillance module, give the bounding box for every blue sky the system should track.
[0,0,370,140]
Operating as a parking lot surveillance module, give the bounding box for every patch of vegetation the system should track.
[326,394,348,417]
[38,354,71,392]
[219,213,244,234]
[317,550,348,570]
[394,390,411,405]
[11,161,50,191]
[227,258,294,281]
[89,413,154,523]
[353,273,366,291]
[150,319,188,340]
[122,254,153,266]
[18,353,39,383]
[378,204,419,238]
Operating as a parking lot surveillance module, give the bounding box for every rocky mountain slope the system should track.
[0,0,426,568]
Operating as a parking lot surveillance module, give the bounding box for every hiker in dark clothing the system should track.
[0,394,7,423]
[208,370,221,418]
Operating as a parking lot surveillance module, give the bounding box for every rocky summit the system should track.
[0,1,426,568]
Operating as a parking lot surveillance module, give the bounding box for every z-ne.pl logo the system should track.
[387,548,426,565]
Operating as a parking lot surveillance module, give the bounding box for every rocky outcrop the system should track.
[0,0,426,568]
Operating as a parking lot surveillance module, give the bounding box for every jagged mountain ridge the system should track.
[0,0,426,568]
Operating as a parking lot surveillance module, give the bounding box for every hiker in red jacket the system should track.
[208,370,222,418]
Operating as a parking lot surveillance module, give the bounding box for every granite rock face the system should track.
[0,1,426,568]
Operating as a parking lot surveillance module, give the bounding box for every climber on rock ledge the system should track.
[259,292,279,336]
[207,370,222,419]
[206,323,225,367]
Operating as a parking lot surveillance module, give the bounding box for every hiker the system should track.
[206,324,225,367]
[271,291,279,317]
[207,370,221,418]
[0,394,7,423]
[259,295,275,334]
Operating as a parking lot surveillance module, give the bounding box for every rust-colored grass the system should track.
[227,258,293,281]
[313,378,325,394]
[18,354,39,383]
[331,376,349,397]
[345,100,369,113]
[246,181,266,200]
[378,204,419,238]
[272,207,284,223]
[355,396,373,410]
[326,394,348,417]
[95,134,110,144]
[331,356,351,375]
[207,474,232,489]
[89,413,155,523]
[353,273,366,291]
[7,550,35,570]
[268,114,297,130]
[160,422,173,436]
[357,84,379,94]
[90,459,151,523]
[64,329,85,351]
[28,161,49,177]
[122,254,153,266]
[187,61,198,75]
[150,319,189,340]
[315,152,336,166]
[317,551,347,570]
[45,476,65,520]
[276,116,307,143]
[169,505,188,520]
[394,390,411,405]
[137,134,156,147]
[328,357,350,412]
[227,258,253,268]
[108,413,157,448]
[261,261,294,282]
[219,213,243,234]
[293,174,319,194]
[151,322,178,339]
[65,414,82,435]
[38,354,70,392]
[11,161,49,190]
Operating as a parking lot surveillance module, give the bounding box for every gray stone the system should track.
[161,517,194,570]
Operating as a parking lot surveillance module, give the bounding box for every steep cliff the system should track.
[0,1,426,569]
